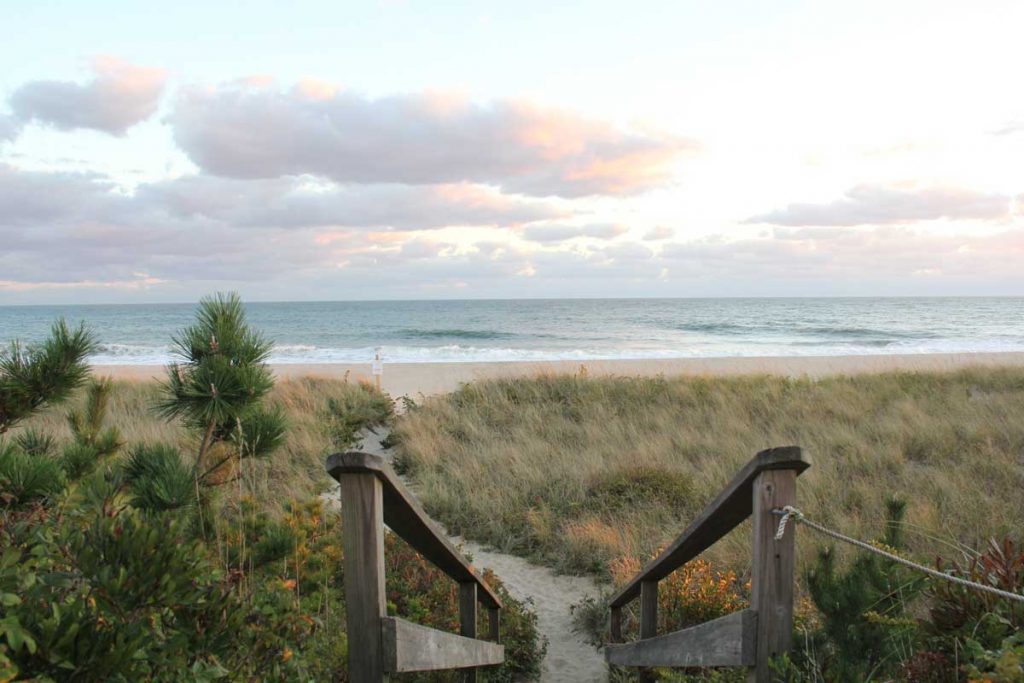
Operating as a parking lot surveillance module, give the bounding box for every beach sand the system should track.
[94,351,1024,398]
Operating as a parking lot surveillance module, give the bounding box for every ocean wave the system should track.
[796,326,942,340]
[399,328,515,340]
[83,336,1024,365]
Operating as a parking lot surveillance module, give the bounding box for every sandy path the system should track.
[340,428,609,682]
[448,534,609,682]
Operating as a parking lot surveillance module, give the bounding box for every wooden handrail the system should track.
[608,446,809,609]
[327,451,504,682]
[327,451,502,609]
[606,446,810,683]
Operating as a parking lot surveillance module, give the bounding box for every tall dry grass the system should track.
[392,369,1024,578]
[12,375,392,512]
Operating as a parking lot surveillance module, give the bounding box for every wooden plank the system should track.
[639,581,658,683]
[327,451,502,609]
[382,617,505,673]
[749,469,797,683]
[605,609,757,668]
[609,606,623,643]
[609,446,808,608]
[339,472,388,682]
[459,583,478,683]
[487,608,500,643]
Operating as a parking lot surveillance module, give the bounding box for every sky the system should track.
[1,0,1023,304]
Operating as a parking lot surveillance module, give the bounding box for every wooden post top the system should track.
[327,451,503,610]
[608,446,809,608]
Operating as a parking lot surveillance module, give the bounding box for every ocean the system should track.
[1,298,1022,365]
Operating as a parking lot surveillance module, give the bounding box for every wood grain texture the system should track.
[382,617,505,673]
[606,609,757,668]
[339,472,388,682]
[459,583,478,683]
[749,468,797,683]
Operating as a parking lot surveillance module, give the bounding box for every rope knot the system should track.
[773,505,803,541]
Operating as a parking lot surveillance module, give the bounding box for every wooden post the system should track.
[487,607,500,643]
[609,606,623,643]
[339,472,388,682]
[460,583,478,683]
[639,580,658,683]
[748,468,797,683]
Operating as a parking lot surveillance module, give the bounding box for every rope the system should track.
[772,505,1024,605]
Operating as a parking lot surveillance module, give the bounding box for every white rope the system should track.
[772,505,1024,605]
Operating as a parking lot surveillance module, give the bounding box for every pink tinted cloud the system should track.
[10,57,166,135]
[170,82,694,197]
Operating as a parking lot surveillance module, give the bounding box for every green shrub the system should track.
[929,537,1024,649]
[586,465,693,513]
[324,384,393,451]
[803,499,924,681]
[962,631,1024,682]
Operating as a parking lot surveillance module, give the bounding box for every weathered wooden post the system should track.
[488,607,500,643]
[748,466,797,682]
[329,452,504,680]
[459,583,478,683]
[609,605,623,643]
[338,469,388,682]
[639,580,658,683]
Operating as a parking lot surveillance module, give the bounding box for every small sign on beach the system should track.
[372,347,383,390]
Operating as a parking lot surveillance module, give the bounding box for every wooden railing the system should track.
[327,451,504,682]
[605,446,810,682]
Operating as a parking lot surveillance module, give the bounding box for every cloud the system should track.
[746,183,1012,226]
[10,57,166,135]
[661,226,1024,279]
[991,121,1024,136]
[643,225,674,240]
[140,175,564,229]
[170,81,692,197]
[521,222,628,242]
[0,164,567,286]
[0,115,21,142]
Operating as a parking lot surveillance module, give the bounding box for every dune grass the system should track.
[391,368,1024,579]
[12,375,393,513]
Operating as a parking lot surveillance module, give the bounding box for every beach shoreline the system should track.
[93,351,1024,397]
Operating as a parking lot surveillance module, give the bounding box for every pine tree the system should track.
[805,498,924,680]
[0,321,95,507]
[0,320,95,434]
[124,293,285,514]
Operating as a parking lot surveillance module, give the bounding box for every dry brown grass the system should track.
[391,368,1024,579]
[13,375,392,512]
